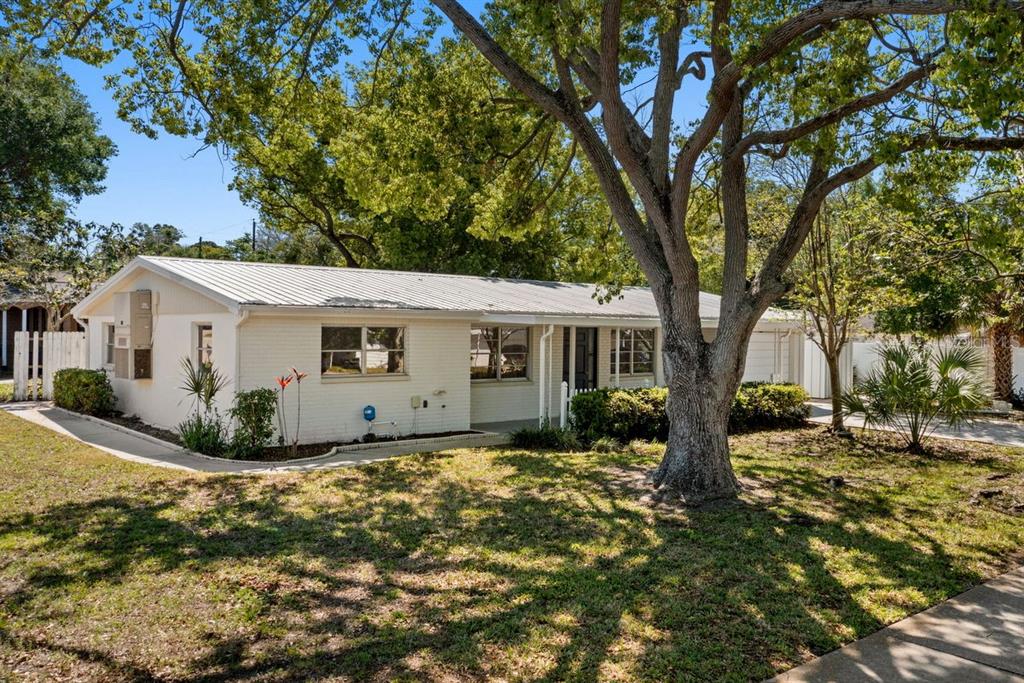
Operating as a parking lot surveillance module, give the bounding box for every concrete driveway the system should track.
[809,401,1024,449]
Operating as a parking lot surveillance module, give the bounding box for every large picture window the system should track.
[610,328,655,376]
[322,326,406,376]
[471,326,529,380]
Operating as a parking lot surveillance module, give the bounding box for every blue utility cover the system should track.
[363,405,376,422]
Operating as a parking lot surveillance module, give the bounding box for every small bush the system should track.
[510,423,580,450]
[571,382,809,442]
[52,368,116,416]
[591,436,623,453]
[178,410,229,456]
[728,382,810,433]
[229,388,277,459]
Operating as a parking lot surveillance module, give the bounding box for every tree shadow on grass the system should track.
[0,440,1016,681]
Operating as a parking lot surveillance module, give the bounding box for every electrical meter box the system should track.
[112,290,153,379]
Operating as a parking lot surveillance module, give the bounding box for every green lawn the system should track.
[1,410,1022,681]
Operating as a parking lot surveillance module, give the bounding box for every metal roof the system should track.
[77,256,797,322]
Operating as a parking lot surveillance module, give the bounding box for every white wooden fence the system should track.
[559,381,601,428]
[12,331,87,401]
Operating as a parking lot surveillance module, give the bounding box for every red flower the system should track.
[276,375,293,389]
[291,367,308,383]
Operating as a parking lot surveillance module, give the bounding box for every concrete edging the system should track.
[47,405,506,466]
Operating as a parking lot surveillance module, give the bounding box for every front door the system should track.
[562,327,597,390]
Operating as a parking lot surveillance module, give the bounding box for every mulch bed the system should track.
[91,411,480,462]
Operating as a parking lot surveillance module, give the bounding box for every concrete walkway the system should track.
[809,401,1024,448]
[770,565,1024,682]
[2,402,507,473]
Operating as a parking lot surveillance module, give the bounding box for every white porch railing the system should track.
[559,381,601,428]
[12,331,87,401]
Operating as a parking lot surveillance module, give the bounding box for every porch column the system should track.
[1,308,7,368]
[614,327,621,387]
[654,328,665,386]
[22,308,28,331]
[567,327,577,395]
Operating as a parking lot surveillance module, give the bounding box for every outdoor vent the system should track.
[112,290,153,380]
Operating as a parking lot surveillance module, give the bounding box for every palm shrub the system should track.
[842,340,986,453]
[177,357,230,455]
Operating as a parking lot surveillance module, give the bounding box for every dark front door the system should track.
[562,327,597,390]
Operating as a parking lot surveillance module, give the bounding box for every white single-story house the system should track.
[70,256,806,441]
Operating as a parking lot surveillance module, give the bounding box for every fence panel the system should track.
[12,331,87,401]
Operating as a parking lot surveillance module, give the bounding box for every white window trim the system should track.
[194,322,213,366]
[470,326,531,382]
[611,328,656,377]
[321,325,408,379]
[102,322,115,368]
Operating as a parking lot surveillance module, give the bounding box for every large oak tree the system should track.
[8,0,1024,501]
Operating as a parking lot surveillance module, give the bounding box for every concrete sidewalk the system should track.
[770,565,1024,682]
[809,401,1024,449]
[2,402,507,473]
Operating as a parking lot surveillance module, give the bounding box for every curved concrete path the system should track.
[2,402,506,473]
[809,401,1024,449]
[769,565,1024,682]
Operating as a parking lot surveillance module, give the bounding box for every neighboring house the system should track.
[1,280,83,375]
[71,256,806,440]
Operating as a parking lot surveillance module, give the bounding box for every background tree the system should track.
[9,1,1024,501]
[791,183,903,433]
[877,152,1024,402]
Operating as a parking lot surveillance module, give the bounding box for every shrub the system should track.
[52,368,116,416]
[842,340,985,453]
[229,388,277,459]
[509,423,580,450]
[728,382,810,433]
[178,411,229,456]
[572,387,668,443]
[591,436,623,453]
[571,382,809,442]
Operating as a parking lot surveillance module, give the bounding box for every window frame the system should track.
[611,328,656,377]
[470,326,531,382]
[103,323,115,366]
[321,325,407,378]
[195,323,213,367]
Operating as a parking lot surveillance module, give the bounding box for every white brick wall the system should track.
[238,315,471,443]
[82,270,237,430]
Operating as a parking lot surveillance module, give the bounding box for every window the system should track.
[471,326,529,380]
[610,328,655,375]
[321,326,405,376]
[103,324,115,365]
[197,324,213,366]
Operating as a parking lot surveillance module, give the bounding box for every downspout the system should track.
[234,308,250,399]
[538,324,554,427]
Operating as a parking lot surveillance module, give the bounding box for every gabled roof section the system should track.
[74,256,798,322]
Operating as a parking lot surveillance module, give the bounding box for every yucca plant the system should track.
[178,357,231,456]
[842,339,986,453]
[179,356,230,414]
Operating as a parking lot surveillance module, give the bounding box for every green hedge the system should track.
[52,368,116,416]
[570,382,809,442]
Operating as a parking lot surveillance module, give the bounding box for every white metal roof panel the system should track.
[114,256,794,322]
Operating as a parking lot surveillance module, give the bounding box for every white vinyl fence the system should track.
[559,381,601,428]
[12,331,88,401]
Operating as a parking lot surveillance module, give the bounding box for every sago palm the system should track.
[842,340,985,453]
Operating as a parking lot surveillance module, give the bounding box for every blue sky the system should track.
[62,59,257,246]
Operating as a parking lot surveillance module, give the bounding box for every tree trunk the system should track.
[991,322,1013,402]
[652,344,741,504]
[825,351,846,432]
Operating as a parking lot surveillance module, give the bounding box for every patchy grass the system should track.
[1,411,1022,682]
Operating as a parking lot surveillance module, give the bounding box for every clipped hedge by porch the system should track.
[570,382,809,443]
[53,368,116,416]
